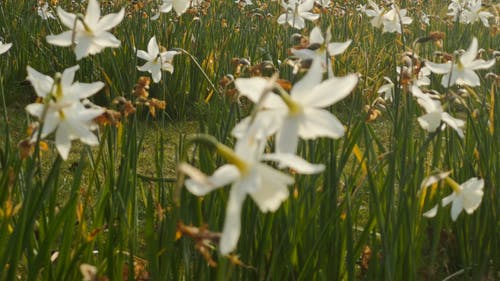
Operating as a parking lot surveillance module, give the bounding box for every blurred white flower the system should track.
[381,5,413,33]
[377,76,394,102]
[25,65,104,160]
[37,2,56,20]
[137,36,179,83]
[277,0,319,30]
[0,40,12,55]
[159,0,190,16]
[315,0,330,8]
[46,0,125,60]
[364,2,412,34]
[420,12,430,25]
[426,37,495,87]
[411,85,465,138]
[181,126,323,254]
[363,0,385,28]
[234,58,358,154]
[423,177,484,221]
[461,0,493,27]
[291,26,351,76]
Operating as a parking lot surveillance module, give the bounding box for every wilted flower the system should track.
[25,65,104,160]
[426,37,496,87]
[0,40,12,55]
[137,36,179,83]
[46,0,125,60]
[277,0,320,30]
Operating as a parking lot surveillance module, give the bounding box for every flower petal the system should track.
[299,73,358,108]
[46,31,74,47]
[327,40,351,56]
[219,187,246,254]
[27,66,54,98]
[425,61,452,75]
[183,164,240,196]
[276,115,299,154]
[96,8,125,31]
[299,107,345,139]
[423,204,439,218]
[85,0,101,26]
[261,153,325,174]
[250,164,292,212]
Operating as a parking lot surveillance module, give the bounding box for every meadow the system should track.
[0,0,498,280]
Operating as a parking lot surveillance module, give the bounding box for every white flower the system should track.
[234,58,358,154]
[423,177,484,221]
[411,85,465,138]
[315,0,330,8]
[25,66,104,160]
[364,2,412,34]
[277,0,320,30]
[158,0,191,16]
[381,5,413,34]
[37,2,56,20]
[377,76,394,102]
[291,26,351,76]
[425,37,495,87]
[46,0,125,60]
[0,40,12,55]
[363,0,385,28]
[461,0,493,27]
[180,126,323,254]
[137,36,179,83]
[421,12,430,25]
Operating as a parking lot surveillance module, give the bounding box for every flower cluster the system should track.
[448,0,494,27]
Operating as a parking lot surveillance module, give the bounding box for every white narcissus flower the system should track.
[25,66,104,160]
[411,85,465,138]
[363,0,385,28]
[46,0,125,60]
[291,26,352,76]
[381,5,413,34]
[180,125,324,254]
[461,0,493,27]
[377,76,394,102]
[425,37,495,87]
[0,40,12,55]
[234,58,358,154]
[277,0,319,30]
[137,36,179,83]
[37,2,56,20]
[158,0,191,16]
[423,177,484,221]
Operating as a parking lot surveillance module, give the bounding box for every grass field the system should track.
[0,0,499,280]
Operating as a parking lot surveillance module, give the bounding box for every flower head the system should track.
[426,37,495,87]
[234,58,358,154]
[423,176,484,221]
[46,0,125,60]
[291,26,351,76]
[137,36,179,83]
[277,0,319,30]
[25,66,104,160]
[180,129,323,254]
[411,85,465,138]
